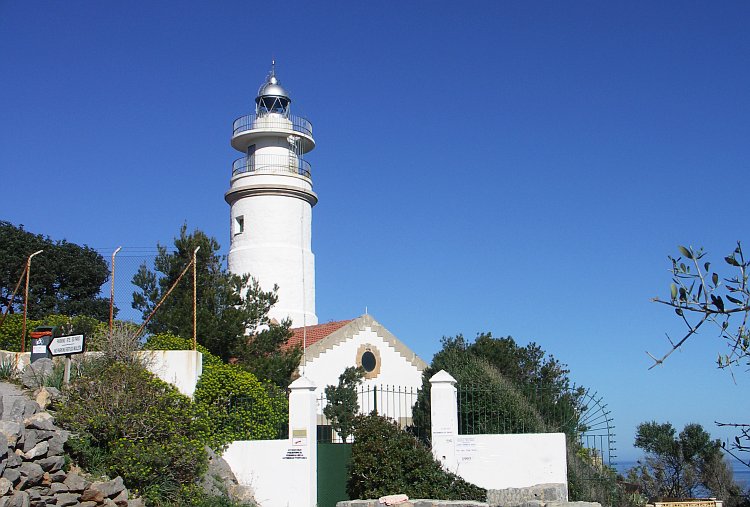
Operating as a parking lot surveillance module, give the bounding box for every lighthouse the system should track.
[225,63,318,328]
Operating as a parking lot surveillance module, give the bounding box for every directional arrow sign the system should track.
[48,334,85,356]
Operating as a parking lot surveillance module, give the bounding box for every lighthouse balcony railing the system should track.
[232,113,313,138]
[232,154,312,179]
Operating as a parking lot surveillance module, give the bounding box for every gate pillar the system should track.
[429,370,459,471]
[289,376,318,507]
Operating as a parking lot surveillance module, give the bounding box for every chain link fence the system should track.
[94,247,160,325]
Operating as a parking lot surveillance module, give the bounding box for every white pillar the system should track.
[429,370,459,471]
[288,376,318,507]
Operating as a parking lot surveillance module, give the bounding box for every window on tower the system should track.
[235,216,244,235]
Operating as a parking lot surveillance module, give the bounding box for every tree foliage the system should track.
[347,414,486,501]
[236,321,302,390]
[626,421,747,505]
[0,221,110,320]
[131,225,301,388]
[323,366,364,443]
[652,243,750,465]
[412,334,581,438]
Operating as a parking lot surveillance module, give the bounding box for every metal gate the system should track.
[317,443,352,507]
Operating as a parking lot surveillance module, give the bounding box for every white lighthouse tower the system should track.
[226,63,318,328]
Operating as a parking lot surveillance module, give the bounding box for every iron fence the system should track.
[316,384,423,443]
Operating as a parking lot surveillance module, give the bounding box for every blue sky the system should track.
[2,2,748,462]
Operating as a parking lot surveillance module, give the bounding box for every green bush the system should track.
[0,313,104,351]
[56,361,209,502]
[348,414,486,501]
[144,332,223,368]
[194,362,288,451]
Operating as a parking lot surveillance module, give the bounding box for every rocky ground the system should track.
[0,378,144,507]
[0,358,256,507]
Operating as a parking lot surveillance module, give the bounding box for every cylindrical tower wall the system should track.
[228,194,316,327]
[227,69,317,329]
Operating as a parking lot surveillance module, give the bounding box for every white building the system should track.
[226,63,317,328]
[288,314,427,426]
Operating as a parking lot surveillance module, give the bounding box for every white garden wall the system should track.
[223,439,312,507]
[429,370,568,495]
[445,433,567,490]
[0,350,202,398]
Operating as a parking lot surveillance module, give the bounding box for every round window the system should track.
[361,351,377,372]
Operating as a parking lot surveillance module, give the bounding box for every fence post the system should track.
[288,376,317,507]
[429,370,458,471]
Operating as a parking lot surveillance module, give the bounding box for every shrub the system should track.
[348,414,486,501]
[194,362,288,451]
[56,361,209,502]
[85,320,140,358]
[0,356,16,380]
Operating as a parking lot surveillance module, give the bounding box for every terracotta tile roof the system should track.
[285,319,354,350]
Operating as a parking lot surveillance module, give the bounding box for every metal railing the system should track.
[317,384,423,443]
[456,383,615,462]
[232,154,312,178]
[232,113,313,138]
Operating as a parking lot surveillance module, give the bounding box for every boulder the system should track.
[54,492,81,507]
[6,491,29,507]
[0,477,12,495]
[8,398,39,423]
[201,446,256,505]
[46,433,67,457]
[2,467,20,484]
[49,470,66,483]
[36,456,65,473]
[80,488,105,503]
[0,421,22,447]
[49,482,69,494]
[63,471,89,492]
[19,462,44,486]
[22,441,48,460]
[89,476,126,498]
[32,387,60,411]
[21,360,53,389]
[24,413,55,432]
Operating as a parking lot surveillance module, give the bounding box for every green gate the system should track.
[317,443,352,507]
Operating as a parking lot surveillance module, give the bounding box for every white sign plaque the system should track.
[48,334,85,356]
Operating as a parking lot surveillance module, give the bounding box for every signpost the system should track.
[47,334,85,385]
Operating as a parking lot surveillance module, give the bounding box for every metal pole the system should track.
[192,246,200,351]
[109,246,122,335]
[0,264,27,329]
[21,250,43,353]
[64,355,71,385]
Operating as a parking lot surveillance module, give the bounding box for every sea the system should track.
[614,460,750,491]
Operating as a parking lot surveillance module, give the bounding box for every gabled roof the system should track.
[288,314,427,371]
[286,319,354,350]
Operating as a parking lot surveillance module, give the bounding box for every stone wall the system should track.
[0,385,142,507]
